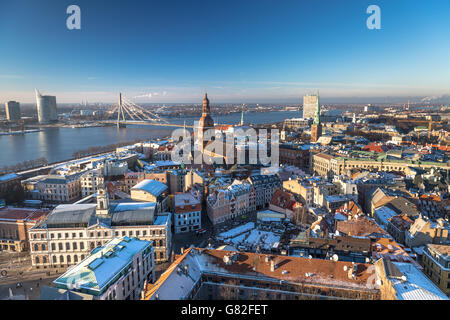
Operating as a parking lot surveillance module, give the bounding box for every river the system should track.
[1,110,298,167]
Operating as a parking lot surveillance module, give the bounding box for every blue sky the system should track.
[0,0,450,103]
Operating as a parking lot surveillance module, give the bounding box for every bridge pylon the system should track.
[117,92,126,128]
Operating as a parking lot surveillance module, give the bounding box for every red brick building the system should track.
[0,207,49,252]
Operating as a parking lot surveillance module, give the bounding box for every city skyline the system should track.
[1,0,450,103]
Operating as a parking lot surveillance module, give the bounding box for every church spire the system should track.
[313,103,321,125]
[202,92,210,114]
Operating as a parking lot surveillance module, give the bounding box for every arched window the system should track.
[59,255,64,263]
[67,255,71,263]
[34,244,39,251]
[66,243,70,250]
[41,244,46,251]
[53,256,57,263]
[74,255,78,263]
[43,256,47,263]
[73,242,77,250]
[35,256,40,264]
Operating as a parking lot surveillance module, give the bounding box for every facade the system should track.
[303,94,319,119]
[0,174,22,201]
[130,179,169,212]
[35,89,57,124]
[246,174,282,209]
[279,144,311,171]
[0,207,49,252]
[80,169,105,198]
[387,214,414,245]
[207,180,255,225]
[283,118,309,130]
[405,216,449,248]
[312,153,334,177]
[312,153,450,178]
[28,191,172,268]
[173,193,201,233]
[168,170,186,194]
[34,175,81,203]
[421,244,450,297]
[5,101,21,121]
[282,179,313,206]
[143,248,381,300]
[53,237,155,300]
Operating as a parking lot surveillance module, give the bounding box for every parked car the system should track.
[196,228,207,236]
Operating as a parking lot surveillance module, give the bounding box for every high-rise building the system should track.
[5,101,21,121]
[303,94,319,119]
[35,89,57,124]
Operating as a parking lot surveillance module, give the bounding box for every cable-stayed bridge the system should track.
[102,93,194,128]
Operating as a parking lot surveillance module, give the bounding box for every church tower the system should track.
[197,93,215,152]
[311,103,322,143]
[96,182,110,216]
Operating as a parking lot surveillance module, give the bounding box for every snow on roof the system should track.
[54,237,152,295]
[154,214,170,226]
[391,262,448,300]
[155,160,180,167]
[374,206,398,229]
[113,202,156,212]
[0,173,19,182]
[144,248,378,300]
[131,179,168,197]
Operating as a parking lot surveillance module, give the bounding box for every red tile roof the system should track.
[0,207,49,222]
[270,189,298,210]
[336,216,388,238]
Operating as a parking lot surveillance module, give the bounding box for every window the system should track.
[34,244,39,251]
[67,255,71,263]
[51,243,56,251]
[79,232,83,238]
[58,243,63,250]
[65,233,69,239]
[73,242,77,250]
[35,256,40,264]
[59,255,64,263]
[66,243,70,250]
[53,256,57,263]
[80,242,84,250]
[74,255,78,263]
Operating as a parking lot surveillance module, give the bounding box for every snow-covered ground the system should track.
[228,229,281,251]
[217,222,255,239]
